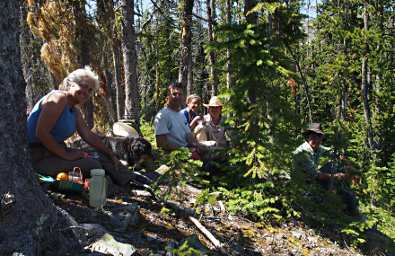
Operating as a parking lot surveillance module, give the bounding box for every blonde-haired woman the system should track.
[27,67,131,185]
[180,94,202,130]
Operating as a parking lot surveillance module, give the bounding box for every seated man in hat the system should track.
[292,123,359,216]
[194,96,228,148]
[193,96,230,173]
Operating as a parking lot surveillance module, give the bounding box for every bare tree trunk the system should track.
[338,0,349,121]
[244,0,257,25]
[113,38,125,121]
[121,0,140,131]
[339,82,348,120]
[361,1,374,149]
[73,0,95,128]
[207,0,218,96]
[178,0,194,94]
[226,0,233,89]
[0,2,78,254]
[103,69,116,124]
[97,0,124,121]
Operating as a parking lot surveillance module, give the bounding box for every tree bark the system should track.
[73,0,95,128]
[207,0,218,96]
[20,2,53,114]
[178,0,194,94]
[244,0,257,25]
[0,1,78,255]
[338,0,350,121]
[97,0,124,121]
[121,0,140,131]
[226,0,233,89]
[361,1,374,149]
[113,38,125,121]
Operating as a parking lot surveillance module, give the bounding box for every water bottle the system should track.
[89,169,107,209]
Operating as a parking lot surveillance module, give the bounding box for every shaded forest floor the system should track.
[48,182,367,256]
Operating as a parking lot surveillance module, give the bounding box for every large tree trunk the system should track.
[226,0,233,90]
[178,0,194,94]
[207,0,218,96]
[244,0,257,25]
[121,0,140,131]
[361,1,374,149]
[20,1,53,113]
[338,0,350,121]
[97,0,123,122]
[0,1,77,254]
[244,0,258,110]
[97,0,125,121]
[113,38,125,121]
[73,0,95,128]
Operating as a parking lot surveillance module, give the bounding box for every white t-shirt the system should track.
[154,107,191,148]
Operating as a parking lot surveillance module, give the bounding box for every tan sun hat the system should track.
[203,96,223,107]
[303,123,324,136]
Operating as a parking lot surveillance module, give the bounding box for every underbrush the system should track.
[140,121,394,254]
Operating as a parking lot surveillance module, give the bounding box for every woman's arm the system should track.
[75,109,117,162]
[36,93,85,160]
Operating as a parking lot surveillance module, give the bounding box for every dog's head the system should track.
[124,137,152,166]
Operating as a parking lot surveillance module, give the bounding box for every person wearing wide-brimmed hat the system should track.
[292,123,359,216]
[194,96,228,148]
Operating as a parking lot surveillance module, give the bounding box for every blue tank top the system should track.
[27,91,77,143]
[180,107,197,127]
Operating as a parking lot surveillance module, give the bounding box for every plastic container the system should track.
[89,169,107,209]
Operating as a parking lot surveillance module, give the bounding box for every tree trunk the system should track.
[121,0,140,131]
[73,0,95,128]
[97,0,124,121]
[226,0,233,89]
[0,2,78,254]
[244,0,258,109]
[103,69,117,124]
[207,0,218,96]
[339,82,348,120]
[361,1,374,149]
[20,2,53,114]
[244,0,257,25]
[113,38,125,121]
[178,0,194,94]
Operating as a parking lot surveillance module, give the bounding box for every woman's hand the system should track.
[65,149,88,161]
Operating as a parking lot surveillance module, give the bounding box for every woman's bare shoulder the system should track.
[43,90,67,105]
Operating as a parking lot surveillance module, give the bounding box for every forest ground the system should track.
[39,123,394,255]
[47,181,366,256]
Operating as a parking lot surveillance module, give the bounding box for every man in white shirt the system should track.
[154,82,197,151]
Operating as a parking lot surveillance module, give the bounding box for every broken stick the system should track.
[189,216,222,249]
